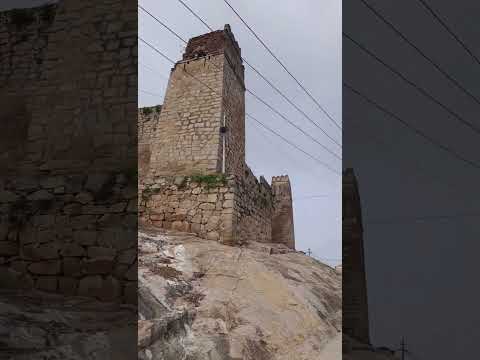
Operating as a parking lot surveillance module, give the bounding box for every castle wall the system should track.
[138,106,161,178]
[0,1,137,303]
[138,169,277,247]
[272,176,295,249]
[232,167,274,245]
[139,175,235,244]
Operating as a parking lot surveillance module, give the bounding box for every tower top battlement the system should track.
[272,175,291,183]
[182,24,242,62]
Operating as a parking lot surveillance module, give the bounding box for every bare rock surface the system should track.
[138,226,341,360]
[0,290,136,359]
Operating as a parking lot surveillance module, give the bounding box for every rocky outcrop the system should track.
[138,226,341,360]
[0,289,136,359]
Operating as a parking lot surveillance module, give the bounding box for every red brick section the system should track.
[183,24,241,61]
[342,168,370,344]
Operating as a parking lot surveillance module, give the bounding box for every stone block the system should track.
[150,213,164,221]
[70,215,97,229]
[113,264,129,278]
[41,176,64,189]
[35,243,60,259]
[200,203,215,211]
[37,231,56,243]
[223,199,234,208]
[78,275,103,297]
[28,261,61,275]
[85,173,111,193]
[0,268,34,289]
[191,223,201,234]
[82,258,114,275]
[10,260,28,273]
[117,249,136,265]
[27,190,53,201]
[73,230,97,246]
[87,246,116,259]
[75,191,94,204]
[0,191,18,202]
[98,230,135,250]
[207,194,217,203]
[99,276,121,301]
[171,221,190,232]
[0,241,17,256]
[206,231,220,241]
[61,243,86,257]
[59,277,78,295]
[36,276,58,292]
[63,258,82,277]
[124,281,137,305]
[124,261,137,280]
[127,199,136,212]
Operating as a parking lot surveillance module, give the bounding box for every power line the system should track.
[415,0,480,66]
[222,0,342,131]
[247,114,341,175]
[243,58,341,148]
[294,195,331,200]
[139,62,170,82]
[142,3,341,149]
[343,32,480,136]
[140,5,188,44]
[177,0,214,32]
[344,82,480,170]
[358,0,480,107]
[365,212,480,225]
[139,36,340,176]
[246,88,341,160]
[139,6,341,161]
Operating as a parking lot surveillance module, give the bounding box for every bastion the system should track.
[139,25,295,249]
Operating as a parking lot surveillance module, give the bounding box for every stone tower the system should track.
[342,168,370,344]
[147,24,245,178]
[272,175,295,249]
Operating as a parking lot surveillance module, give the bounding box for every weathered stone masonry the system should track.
[0,1,137,303]
[343,168,370,344]
[139,25,295,249]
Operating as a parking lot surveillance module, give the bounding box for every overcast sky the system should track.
[139,0,342,265]
[344,0,480,358]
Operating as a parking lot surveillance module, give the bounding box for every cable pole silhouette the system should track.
[400,337,407,360]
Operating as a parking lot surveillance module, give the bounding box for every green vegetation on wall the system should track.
[190,174,227,189]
